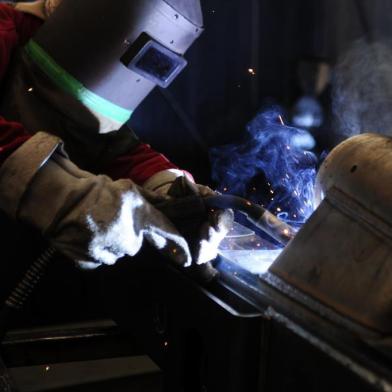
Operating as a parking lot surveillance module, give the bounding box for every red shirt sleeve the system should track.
[0,4,42,80]
[0,4,42,164]
[105,143,179,185]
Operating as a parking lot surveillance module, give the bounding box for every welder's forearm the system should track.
[106,142,180,185]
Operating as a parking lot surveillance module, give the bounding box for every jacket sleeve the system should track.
[0,4,42,164]
[0,4,42,80]
[104,142,180,185]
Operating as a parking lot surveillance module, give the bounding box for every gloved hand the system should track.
[0,132,191,269]
[154,176,234,267]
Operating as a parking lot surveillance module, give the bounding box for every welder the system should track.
[0,0,232,286]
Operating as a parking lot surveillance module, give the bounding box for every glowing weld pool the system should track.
[218,221,283,275]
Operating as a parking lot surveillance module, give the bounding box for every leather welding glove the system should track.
[143,169,216,198]
[147,174,234,266]
[169,177,234,265]
[0,132,192,269]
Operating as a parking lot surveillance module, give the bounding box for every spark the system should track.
[164,341,169,347]
[283,229,290,236]
[45,366,50,372]
[172,248,177,254]
[248,68,256,76]
[276,207,282,212]
[270,190,274,194]
[246,201,252,206]
[223,187,228,192]
[27,87,34,92]
[278,115,285,125]
[256,243,261,247]
[286,145,291,150]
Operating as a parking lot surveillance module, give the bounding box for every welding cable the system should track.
[0,245,54,392]
[0,246,56,344]
[204,195,296,246]
[4,247,56,312]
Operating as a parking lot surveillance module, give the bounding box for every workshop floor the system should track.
[10,356,162,392]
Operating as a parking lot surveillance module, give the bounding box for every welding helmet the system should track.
[26,0,204,128]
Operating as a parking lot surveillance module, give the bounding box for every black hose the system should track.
[0,247,56,392]
[0,247,56,340]
[4,247,56,312]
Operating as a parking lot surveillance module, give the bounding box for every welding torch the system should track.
[162,176,296,247]
[203,195,296,246]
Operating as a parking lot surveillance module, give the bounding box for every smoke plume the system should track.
[333,39,392,137]
[210,108,318,226]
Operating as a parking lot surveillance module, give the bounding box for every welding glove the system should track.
[149,175,234,267]
[143,169,216,198]
[0,132,192,269]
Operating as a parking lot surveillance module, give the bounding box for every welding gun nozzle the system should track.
[247,209,296,245]
[204,195,295,246]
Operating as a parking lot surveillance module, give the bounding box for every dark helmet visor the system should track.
[123,38,187,88]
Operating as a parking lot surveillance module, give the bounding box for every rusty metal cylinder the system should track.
[270,133,392,334]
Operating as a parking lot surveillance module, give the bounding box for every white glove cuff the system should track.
[0,131,62,218]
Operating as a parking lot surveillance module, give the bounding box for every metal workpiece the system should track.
[270,133,392,335]
[102,249,263,392]
[215,256,392,392]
